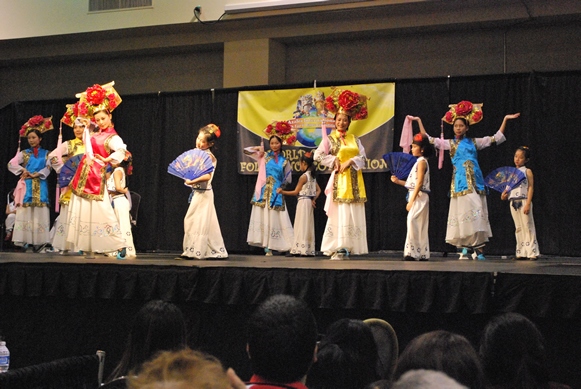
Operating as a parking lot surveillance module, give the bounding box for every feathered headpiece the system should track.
[443,101,483,125]
[20,115,53,137]
[324,87,369,120]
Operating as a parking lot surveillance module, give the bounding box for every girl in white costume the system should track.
[412,105,520,260]
[314,87,370,260]
[7,116,53,250]
[391,133,434,261]
[48,118,85,252]
[107,154,136,259]
[246,134,294,255]
[501,146,539,260]
[277,152,321,256]
[65,82,127,257]
[181,124,228,259]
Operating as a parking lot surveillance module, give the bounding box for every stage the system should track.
[1,251,580,387]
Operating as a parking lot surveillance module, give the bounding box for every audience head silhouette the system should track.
[394,330,484,389]
[307,318,379,389]
[246,294,318,385]
[109,300,187,381]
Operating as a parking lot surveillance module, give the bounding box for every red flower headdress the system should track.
[264,120,297,146]
[207,124,221,138]
[443,101,483,125]
[61,81,122,126]
[20,115,53,137]
[324,87,369,121]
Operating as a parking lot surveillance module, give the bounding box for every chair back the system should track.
[0,353,100,389]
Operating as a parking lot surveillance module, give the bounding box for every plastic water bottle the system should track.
[0,341,9,372]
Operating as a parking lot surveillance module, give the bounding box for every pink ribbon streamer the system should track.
[14,179,26,207]
[321,120,330,155]
[324,170,335,216]
[254,141,267,200]
[438,119,444,169]
[400,116,413,153]
[55,122,64,212]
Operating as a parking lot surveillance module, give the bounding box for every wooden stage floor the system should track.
[1,250,580,276]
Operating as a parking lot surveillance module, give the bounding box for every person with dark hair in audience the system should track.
[479,312,572,389]
[390,370,467,389]
[127,348,239,389]
[307,318,379,389]
[393,330,485,389]
[246,294,318,389]
[107,300,187,384]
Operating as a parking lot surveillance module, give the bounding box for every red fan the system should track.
[168,149,214,180]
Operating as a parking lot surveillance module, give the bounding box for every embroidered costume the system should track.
[508,165,539,258]
[290,171,317,256]
[64,81,127,254]
[182,149,227,259]
[49,137,85,251]
[7,115,53,247]
[246,148,294,252]
[432,101,503,249]
[404,156,430,260]
[8,147,52,246]
[315,132,368,256]
[107,166,136,258]
[314,87,370,259]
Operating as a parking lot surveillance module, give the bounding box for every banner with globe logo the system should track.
[237,83,395,174]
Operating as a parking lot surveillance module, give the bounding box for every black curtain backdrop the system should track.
[1,71,580,256]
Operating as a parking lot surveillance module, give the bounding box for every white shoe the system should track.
[265,250,273,256]
[330,252,344,261]
[458,248,469,260]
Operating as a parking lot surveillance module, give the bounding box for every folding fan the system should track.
[484,166,526,193]
[168,149,214,181]
[382,152,417,180]
[58,154,84,187]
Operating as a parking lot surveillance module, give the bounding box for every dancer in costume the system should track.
[246,133,294,255]
[314,87,369,260]
[65,82,127,257]
[7,116,53,250]
[107,152,136,259]
[48,118,86,252]
[181,124,228,259]
[277,152,321,256]
[391,133,434,261]
[501,146,539,260]
[411,102,520,260]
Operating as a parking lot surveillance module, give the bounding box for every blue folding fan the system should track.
[382,152,418,180]
[484,166,526,193]
[168,149,214,181]
[58,154,84,187]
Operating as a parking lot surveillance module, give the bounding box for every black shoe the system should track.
[403,256,415,261]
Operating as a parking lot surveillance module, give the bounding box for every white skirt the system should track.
[290,197,316,256]
[51,204,74,251]
[183,190,228,259]
[510,201,540,258]
[404,192,430,260]
[112,195,136,258]
[12,206,50,246]
[247,204,294,252]
[66,193,126,253]
[321,201,368,256]
[446,192,491,248]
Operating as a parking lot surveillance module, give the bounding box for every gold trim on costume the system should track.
[250,176,286,211]
[22,150,31,166]
[449,139,458,159]
[450,160,486,198]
